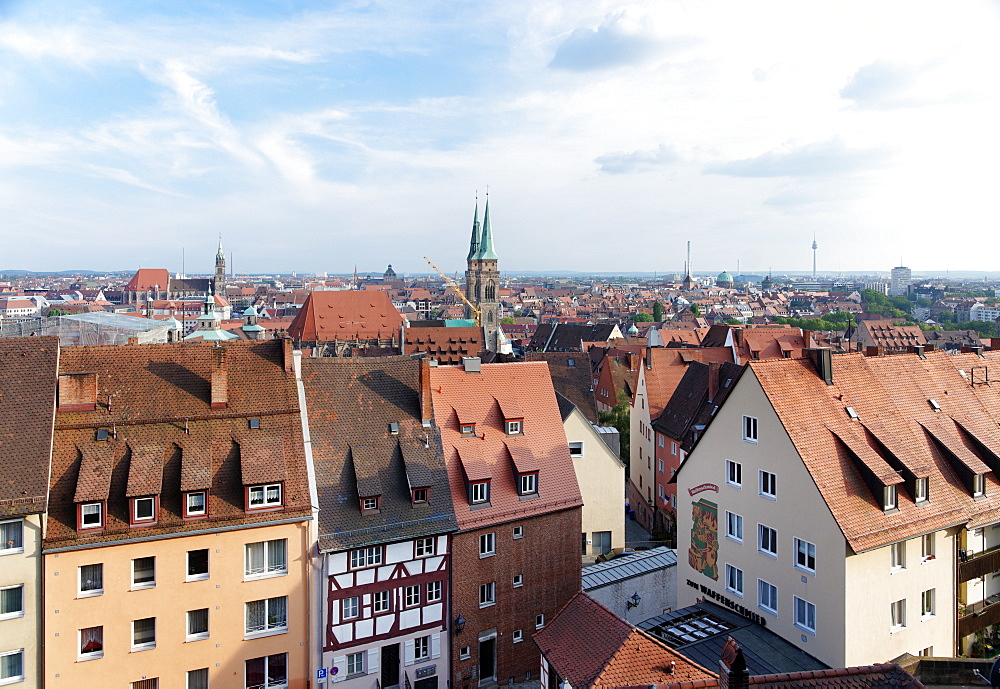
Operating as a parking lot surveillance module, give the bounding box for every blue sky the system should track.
[1,0,999,276]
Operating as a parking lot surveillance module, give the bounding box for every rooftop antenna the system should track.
[812,232,818,278]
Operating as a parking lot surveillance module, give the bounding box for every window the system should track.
[414,636,430,661]
[187,608,209,641]
[187,549,209,581]
[459,646,471,660]
[0,650,23,683]
[759,470,776,499]
[246,539,288,577]
[658,459,664,474]
[568,441,584,457]
[245,597,288,636]
[743,415,758,442]
[758,524,777,557]
[460,423,476,436]
[535,614,545,629]
[405,585,421,608]
[187,668,209,689]
[671,441,678,456]
[132,680,158,689]
[479,582,495,608]
[470,481,490,504]
[480,532,495,557]
[974,474,986,498]
[342,596,360,619]
[361,497,379,512]
[79,625,104,659]
[513,526,523,539]
[415,537,435,557]
[348,545,381,570]
[373,590,389,613]
[758,580,777,614]
[132,556,155,589]
[186,492,207,517]
[919,646,933,658]
[726,460,742,487]
[513,628,523,643]
[248,483,282,509]
[890,542,906,571]
[513,574,523,588]
[0,520,23,554]
[794,538,816,573]
[884,485,899,511]
[132,617,156,650]
[0,586,23,620]
[506,420,523,435]
[347,651,365,677]
[412,488,428,503]
[921,589,935,619]
[890,599,906,632]
[658,435,664,448]
[567,358,576,367]
[726,512,743,542]
[134,496,156,522]
[794,597,816,634]
[81,503,103,529]
[428,580,442,602]
[914,478,929,504]
[79,563,103,597]
[245,653,287,689]
[725,564,744,596]
[518,473,538,496]
[921,533,935,561]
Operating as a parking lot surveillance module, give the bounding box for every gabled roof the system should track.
[123,268,170,292]
[404,326,484,364]
[643,347,735,418]
[526,351,600,424]
[288,290,403,343]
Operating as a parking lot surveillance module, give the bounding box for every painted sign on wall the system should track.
[688,498,719,580]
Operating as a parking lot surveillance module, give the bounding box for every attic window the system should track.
[130,496,157,526]
[505,419,523,436]
[470,481,490,505]
[361,496,380,513]
[248,418,261,430]
[914,478,929,504]
[974,474,986,499]
[95,429,109,441]
[79,502,104,530]
[883,485,898,512]
[461,423,476,437]
[389,423,399,435]
[567,358,576,367]
[928,399,941,412]
[845,407,859,420]
[518,472,538,496]
[412,488,428,504]
[248,483,282,509]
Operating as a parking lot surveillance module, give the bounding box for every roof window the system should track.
[845,407,859,420]
[928,399,941,412]
[248,418,260,429]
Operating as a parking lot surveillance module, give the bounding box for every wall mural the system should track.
[688,498,719,580]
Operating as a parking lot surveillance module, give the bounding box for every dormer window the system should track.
[79,502,104,530]
[248,483,282,510]
[130,496,158,525]
[883,485,898,512]
[184,491,207,519]
[518,472,538,496]
[505,419,523,436]
[974,474,986,498]
[461,423,476,437]
[412,488,428,504]
[361,496,380,513]
[914,478,929,504]
[470,481,490,505]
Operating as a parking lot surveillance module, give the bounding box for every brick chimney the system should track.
[718,637,749,689]
[865,346,884,357]
[210,345,228,409]
[419,358,434,428]
[58,372,98,412]
[707,362,722,401]
[282,336,294,373]
[805,347,834,385]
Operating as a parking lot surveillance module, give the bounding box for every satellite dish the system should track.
[988,654,1000,687]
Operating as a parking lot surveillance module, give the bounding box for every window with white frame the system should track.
[794,597,816,634]
[535,614,545,629]
[79,563,103,597]
[883,485,899,511]
[415,537,435,557]
[658,435,664,448]
[759,470,776,499]
[743,415,758,442]
[512,629,523,643]
[187,668,209,689]
[890,542,906,571]
[890,599,906,632]
[132,617,156,650]
[0,520,23,555]
[506,420,523,435]
[480,532,495,557]
[342,596,360,619]
[726,460,742,488]
[348,545,381,570]
[427,580,442,602]
[568,442,584,458]
[131,556,155,589]
[245,596,287,635]
[0,585,23,621]
[658,459,664,473]
[186,491,207,517]
[725,564,744,596]
[974,473,987,498]
[914,477,929,504]
[671,441,678,456]
[758,580,777,614]
[187,608,209,641]
[347,651,365,676]
[459,646,471,660]
[373,590,389,614]
[245,653,287,689]
[133,496,156,522]
[921,533,935,561]
[513,574,523,588]
[0,650,23,683]
[794,538,816,573]
[479,582,495,607]
[80,503,102,529]
[726,512,743,542]
[513,526,523,539]
[246,539,288,577]
[248,483,282,508]
[470,481,490,504]
[921,589,935,619]
[79,626,103,659]
[519,473,538,496]
[414,636,430,661]
[758,524,777,557]
[405,585,421,608]
[187,549,209,581]
[361,497,379,511]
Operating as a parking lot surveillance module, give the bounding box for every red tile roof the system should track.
[404,326,484,364]
[287,290,403,342]
[123,268,171,292]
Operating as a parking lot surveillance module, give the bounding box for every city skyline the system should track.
[1,0,998,274]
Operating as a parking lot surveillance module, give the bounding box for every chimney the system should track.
[910,344,926,358]
[732,327,745,348]
[210,345,228,409]
[865,346,884,357]
[805,347,834,385]
[644,346,652,370]
[802,329,813,349]
[282,336,294,373]
[991,338,1000,352]
[707,362,722,401]
[419,358,434,428]
[58,372,99,412]
[718,638,749,689]
[462,357,481,373]
[962,344,985,357]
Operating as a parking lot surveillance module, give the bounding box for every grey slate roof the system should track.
[582,546,677,590]
[300,356,458,552]
[639,601,827,676]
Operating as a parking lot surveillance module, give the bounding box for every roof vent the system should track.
[845,406,859,420]
[462,357,481,373]
[928,399,942,411]
[248,418,260,429]
[389,422,399,435]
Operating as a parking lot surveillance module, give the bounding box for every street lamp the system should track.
[626,593,641,611]
[454,615,466,634]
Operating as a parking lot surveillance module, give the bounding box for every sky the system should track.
[1,0,999,276]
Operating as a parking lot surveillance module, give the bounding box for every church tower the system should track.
[214,237,227,297]
[464,198,500,352]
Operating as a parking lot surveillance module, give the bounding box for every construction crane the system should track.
[424,256,481,325]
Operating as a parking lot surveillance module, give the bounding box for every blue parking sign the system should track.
[317,669,328,679]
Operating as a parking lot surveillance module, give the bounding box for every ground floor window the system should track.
[246,653,287,689]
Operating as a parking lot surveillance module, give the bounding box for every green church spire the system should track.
[476,198,497,260]
[466,202,481,261]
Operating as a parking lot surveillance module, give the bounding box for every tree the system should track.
[500,316,516,325]
[690,303,701,317]
[46,308,69,317]
[598,391,631,464]
[633,312,654,322]
[652,300,664,321]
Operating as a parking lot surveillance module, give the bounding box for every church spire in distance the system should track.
[476,195,498,261]
[466,198,481,261]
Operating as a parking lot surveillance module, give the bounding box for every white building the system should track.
[889,266,912,297]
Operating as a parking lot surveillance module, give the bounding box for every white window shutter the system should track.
[404,639,415,666]
[332,656,346,683]
[431,632,441,659]
[367,648,379,675]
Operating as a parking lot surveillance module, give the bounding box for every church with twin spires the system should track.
[464,199,501,352]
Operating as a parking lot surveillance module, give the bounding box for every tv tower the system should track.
[812,232,818,278]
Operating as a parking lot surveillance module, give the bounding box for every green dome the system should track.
[717,271,733,283]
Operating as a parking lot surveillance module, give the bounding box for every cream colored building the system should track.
[0,513,44,688]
